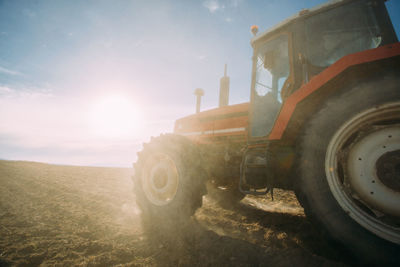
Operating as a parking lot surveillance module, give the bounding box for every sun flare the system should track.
[89,94,143,139]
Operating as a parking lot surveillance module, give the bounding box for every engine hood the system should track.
[174,102,249,143]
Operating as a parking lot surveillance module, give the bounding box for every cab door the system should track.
[248,33,295,142]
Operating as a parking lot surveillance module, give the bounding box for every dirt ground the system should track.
[0,160,353,266]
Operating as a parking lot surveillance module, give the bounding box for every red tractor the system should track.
[133,0,400,264]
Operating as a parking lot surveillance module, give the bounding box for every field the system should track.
[0,160,351,266]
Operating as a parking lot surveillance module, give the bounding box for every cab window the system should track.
[305,1,382,69]
[251,34,290,137]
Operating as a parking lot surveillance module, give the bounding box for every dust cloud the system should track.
[0,160,351,266]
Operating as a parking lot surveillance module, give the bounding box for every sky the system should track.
[0,0,399,167]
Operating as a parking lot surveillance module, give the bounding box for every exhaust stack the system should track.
[219,64,230,107]
[194,88,204,113]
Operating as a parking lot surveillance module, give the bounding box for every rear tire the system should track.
[295,74,400,265]
[133,134,207,236]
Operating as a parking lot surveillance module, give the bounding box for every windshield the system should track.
[306,1,382,68]
[251,34,289,137]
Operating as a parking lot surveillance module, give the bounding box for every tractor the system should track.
[133,0,400,264]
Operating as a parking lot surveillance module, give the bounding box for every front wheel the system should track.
[133,134,207,235]
[296,75,400,265]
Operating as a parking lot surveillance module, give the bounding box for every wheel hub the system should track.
[142,153,179,206]
[347,126,400,217]
[152,169,168,189]
[376,150,400,193]
[326,102,400,244]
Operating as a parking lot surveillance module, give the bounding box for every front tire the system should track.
[133,134,207,234]
[296,74,400,265]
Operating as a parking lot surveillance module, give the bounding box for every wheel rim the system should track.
[326,102,400,244]
[142,153,179,206]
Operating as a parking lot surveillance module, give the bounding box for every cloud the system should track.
[225,17,233,22]
[0,84,53,99]
[0,88,100,154]
[0,66,22,76]
[203,0,242,15]
[22,9,36,18]
[203,0,220,13]
[0,86,14,95]
[132,39,145,48]
[229,0,243,8]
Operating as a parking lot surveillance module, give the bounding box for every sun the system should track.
[89,94,142,139]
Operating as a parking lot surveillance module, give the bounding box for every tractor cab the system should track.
[249,0,398,141]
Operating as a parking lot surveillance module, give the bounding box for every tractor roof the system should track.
[251,0,347,45]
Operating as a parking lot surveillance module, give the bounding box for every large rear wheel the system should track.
[296,75,400,265]
[133,134,207,235]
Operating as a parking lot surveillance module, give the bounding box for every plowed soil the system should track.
[0,160,352,266]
